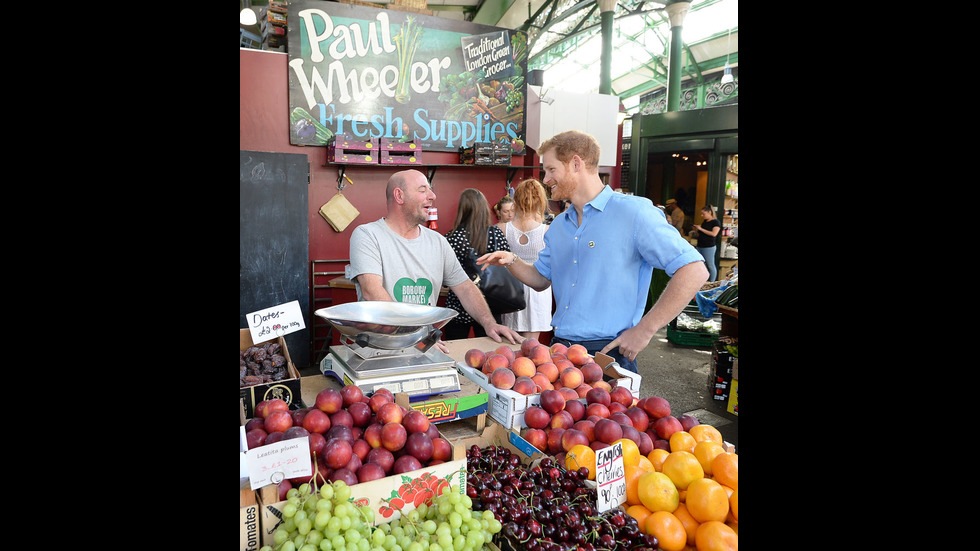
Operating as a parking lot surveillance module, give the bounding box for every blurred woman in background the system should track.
[443,189,512,339]
[693,203,722,282]
[493,194,515,229]
[501,179,553,341]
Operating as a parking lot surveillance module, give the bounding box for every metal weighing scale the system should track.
[315,302,461,399]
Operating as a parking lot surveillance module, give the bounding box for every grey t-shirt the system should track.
[349,218,469,306]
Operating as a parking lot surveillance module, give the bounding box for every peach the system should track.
[610,385,634,407]
[564,398,586,422]
[539,389,566,414]
[586,387,611,407]
[554,358,575,372]
[549,410,574,430]
[528,344,552,366]
[566,344,591,366]
[536,362,560,383]
[490,367,516,390]
[580,362,603,384]
[653,415,684,440]
[573,419,596,441]
[464,348,486,369]
[642,396,672,419]
[512,376,538,395]
[560,366,584,388]
[586,402,610,419]
[575,383,592,399]
[483,353,509,374]
[494,346,516,364]
[531,373,553,391]
[520,338,541,357]
[549,342,568,357]
[546,428,566,454]
[592,380,612,392]
[511,357,536,378]
[558,387,579,401]
[561,428,590,452]
[522,428,547,451]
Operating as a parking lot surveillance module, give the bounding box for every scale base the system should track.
[320,344,461,399]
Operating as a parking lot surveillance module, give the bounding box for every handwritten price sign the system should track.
[245,436,312,490]
[247,300,306,345]
[595,442,626,512]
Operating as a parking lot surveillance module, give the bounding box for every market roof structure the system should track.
[241,0,737,115]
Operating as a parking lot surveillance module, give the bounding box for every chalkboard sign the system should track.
[240,150,311,369]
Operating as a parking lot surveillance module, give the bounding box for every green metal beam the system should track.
[471,0,519,26]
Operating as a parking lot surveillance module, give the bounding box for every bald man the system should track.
[348,169,521,349]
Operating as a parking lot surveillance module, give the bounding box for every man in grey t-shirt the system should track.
[349,169,521,349]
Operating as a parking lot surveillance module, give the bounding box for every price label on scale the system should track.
[595,442,627,513]
[245,436,313,490]
[247,300,306,344]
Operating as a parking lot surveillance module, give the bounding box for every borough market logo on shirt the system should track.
[394,278,434,305]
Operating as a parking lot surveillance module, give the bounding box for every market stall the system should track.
[240,304,738,551]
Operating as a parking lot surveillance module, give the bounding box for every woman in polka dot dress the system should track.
[443,188,512,340]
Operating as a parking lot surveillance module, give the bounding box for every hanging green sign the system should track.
[286,1,528,153]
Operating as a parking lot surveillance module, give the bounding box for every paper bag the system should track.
[319,193,360,232]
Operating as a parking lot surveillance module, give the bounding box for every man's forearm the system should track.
[453,280,497,328]
[635,261,709,337]
[506,253,552,292]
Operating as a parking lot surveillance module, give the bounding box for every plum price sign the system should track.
[595,442,626,513]
[245,436,313,490]
[248,300,306,344]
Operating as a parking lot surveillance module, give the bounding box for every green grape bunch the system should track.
[259,477,501,551]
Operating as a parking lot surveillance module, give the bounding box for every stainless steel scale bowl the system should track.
[314,302,461,397]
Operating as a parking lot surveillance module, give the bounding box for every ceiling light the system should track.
[721,65,733,84]
[241,8,257,26]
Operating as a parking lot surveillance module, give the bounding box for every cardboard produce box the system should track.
[240,329,302,418]
[445,337,641,430]
[456,361,541,430]
[240,486,263,551]
[259,440,467,547]
[257,422,540,547]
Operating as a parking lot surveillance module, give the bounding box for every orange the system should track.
[693,441,725,476]
[662,451,704,490]
[648,448,670,471]
[637,455,654,471]
[613,438,641,467]
[695,520,738,551]
[669,431,697,454]
[626,504,652,527]
[671,502,700,546]
[710,452,738,491]
[637,470,679,513]
[685,478,729,524]
[728,489,737,522]
[643,511,687,551]
[624,464,648,506]
[689,425,723,444]
[565,444,596,480]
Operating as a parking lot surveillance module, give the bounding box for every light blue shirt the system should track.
[534,186,704,342]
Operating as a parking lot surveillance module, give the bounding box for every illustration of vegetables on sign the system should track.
[379,471,453,519]
[286,2,527,151]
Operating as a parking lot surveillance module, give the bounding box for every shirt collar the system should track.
[588,185,614,212]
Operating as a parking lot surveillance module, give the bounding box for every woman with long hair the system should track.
[443,189,511,339]
[500,179,553,341]
[693,204,722,282]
